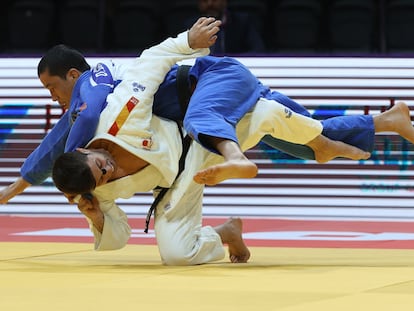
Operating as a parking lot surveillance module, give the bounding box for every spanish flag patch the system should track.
[108,96,139,136]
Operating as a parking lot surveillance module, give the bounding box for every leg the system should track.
[310,102,414,161]
[262,134,371,163]
[306,135,371,163]
[213,217,250,263]
[245,97,371,163]
[373,102,414,143]
[261,135,316,160]
[259,98,379,161]
[155,182,226,266]
[193,136,258,185]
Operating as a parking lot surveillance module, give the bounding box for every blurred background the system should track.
[2,0,414,56]
[2,0,414,218]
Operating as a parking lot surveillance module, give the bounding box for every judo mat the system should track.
[1,214,414,311]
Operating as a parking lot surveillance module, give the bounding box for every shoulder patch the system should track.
[91,63,114,86]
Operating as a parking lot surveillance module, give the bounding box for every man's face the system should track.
[198,0,227,18]
[39,68,78,110]
[78,148,117,188]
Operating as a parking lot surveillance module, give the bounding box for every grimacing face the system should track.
[77,148,117,188]
[39,68,79,110]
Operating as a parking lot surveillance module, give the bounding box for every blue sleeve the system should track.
[64,84,112,152]
[64,63,115,152]
[20,112,71,185]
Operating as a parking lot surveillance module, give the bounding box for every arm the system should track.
[65,63,117,152]
[2,63,118,201]
[20,112,71,184]
[76,194,131,251]
[0,112,71,204]
[0,177,31,204]
[0,78,112,203]
[96,17,221,145]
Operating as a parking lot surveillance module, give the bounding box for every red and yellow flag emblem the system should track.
[108,97,139,136]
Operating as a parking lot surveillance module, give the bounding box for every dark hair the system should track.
[52,151,96,195]
[37,44,91,79]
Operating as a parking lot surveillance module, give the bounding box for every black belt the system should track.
[176,64,192,118]
[144,123,192,233]
[143,65,194,233]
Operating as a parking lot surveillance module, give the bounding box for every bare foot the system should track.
[306,136,371,163]
[214,217,250,263]
[374,102,414,143]
[193,159,258,186]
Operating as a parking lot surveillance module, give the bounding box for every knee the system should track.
[160,244,196,266]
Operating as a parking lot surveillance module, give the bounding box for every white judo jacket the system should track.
[84,31,323,265]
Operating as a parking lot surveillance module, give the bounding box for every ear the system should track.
[67,68,80,80]
[76,147,89,154]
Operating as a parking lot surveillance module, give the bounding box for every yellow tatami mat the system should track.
[1,242,414,311]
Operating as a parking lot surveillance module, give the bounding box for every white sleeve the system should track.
[86,200,131,251]
[97,31,208,141]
